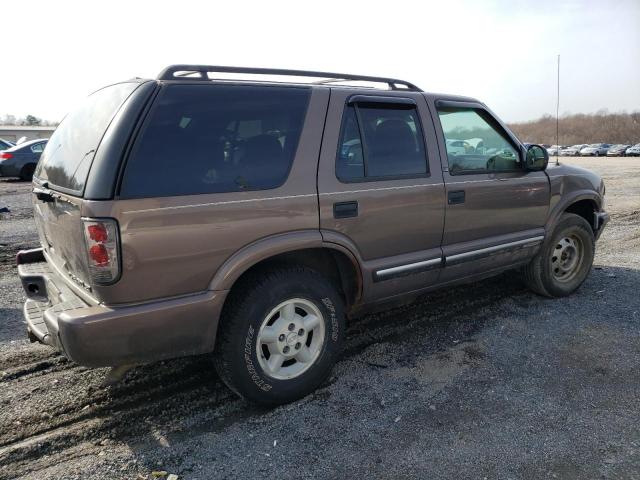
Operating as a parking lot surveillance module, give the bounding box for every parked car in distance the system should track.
[17,65,609,406]
[0,139,47,180]
[606,144,630,157]
[0,138,15,151]
[580,143,611,156]
[445,139,469,155]
[626,144,640,156]
[560,144,586,156]
[546,145,563,156]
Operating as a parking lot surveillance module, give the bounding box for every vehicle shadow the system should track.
[102,270,531,467]
[0,177,27,184]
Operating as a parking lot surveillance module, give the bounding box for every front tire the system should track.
[523,213,595,297]
[213,266,345,406]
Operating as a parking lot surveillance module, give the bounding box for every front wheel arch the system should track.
[563,199,598,233]
[545,192,600,236]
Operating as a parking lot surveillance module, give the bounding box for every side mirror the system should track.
[525,144,549,171]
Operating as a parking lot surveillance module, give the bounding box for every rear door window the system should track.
[336,102,428,181]
[35,82,139,193]
[120,84,310,198]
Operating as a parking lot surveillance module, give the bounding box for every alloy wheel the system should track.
[256,298,325,380]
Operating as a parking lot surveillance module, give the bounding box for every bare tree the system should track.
[509,111,640,145]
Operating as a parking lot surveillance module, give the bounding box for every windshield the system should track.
[35,82,139,193]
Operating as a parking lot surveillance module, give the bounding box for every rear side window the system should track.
[35,82,139,192]
[31,142,45,153]
[120,84,310,198]
[336,102,428,181]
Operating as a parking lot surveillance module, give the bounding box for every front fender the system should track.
[545,163,604,234]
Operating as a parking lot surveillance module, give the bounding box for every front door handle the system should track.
[448,190,465,205]
[333,201,358,219]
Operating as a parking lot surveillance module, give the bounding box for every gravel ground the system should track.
[0,157,639,480]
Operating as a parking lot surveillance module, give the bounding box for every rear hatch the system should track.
[32,82,141,293]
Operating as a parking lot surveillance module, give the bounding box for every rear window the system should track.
[35,82,139,193]
[120,84,310,198]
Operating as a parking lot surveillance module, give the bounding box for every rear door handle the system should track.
[448,190,465,205]
[333,201,358,219]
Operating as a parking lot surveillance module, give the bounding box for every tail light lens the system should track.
[82,218,120,285]
[0,152,13,159]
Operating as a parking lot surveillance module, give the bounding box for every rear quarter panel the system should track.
[82,88,330,305]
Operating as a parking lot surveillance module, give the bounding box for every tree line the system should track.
[508,111,640,146]
[0,114,58,127]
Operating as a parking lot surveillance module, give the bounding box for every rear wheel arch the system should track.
[221,247,361,312]
[209,230,362,313]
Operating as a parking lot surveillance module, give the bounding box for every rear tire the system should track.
[19,163,36,181]
[213,266,345,406]
[523,213,595,297]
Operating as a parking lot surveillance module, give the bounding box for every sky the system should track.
[1,0,638,123]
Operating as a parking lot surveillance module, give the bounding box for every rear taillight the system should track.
[82,218,120,285]
[0,152,13,159]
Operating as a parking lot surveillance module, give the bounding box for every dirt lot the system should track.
[0,157,639,480]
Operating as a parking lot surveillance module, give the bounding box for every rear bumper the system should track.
[17,248,228,367]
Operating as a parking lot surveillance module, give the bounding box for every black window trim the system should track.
[117,82,312,200]
[335,95,431,184]
[33,81,145,197]
[435,100,525,176]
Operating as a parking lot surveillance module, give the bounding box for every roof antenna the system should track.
[556,54,560,166]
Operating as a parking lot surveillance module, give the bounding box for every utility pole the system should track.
[556,54,560,165]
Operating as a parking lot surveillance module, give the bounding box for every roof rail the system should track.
[157,64,422,92]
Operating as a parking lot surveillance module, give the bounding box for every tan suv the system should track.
[18,65,609,405]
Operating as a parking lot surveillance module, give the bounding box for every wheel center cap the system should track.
[286,332,298,346]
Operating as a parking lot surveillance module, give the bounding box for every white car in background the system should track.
[546,145,562,156]
[606,144,630,156]
[580,143,611,156]
[445,139,468,156]
[560,144,586,156]
[626,144,640,157]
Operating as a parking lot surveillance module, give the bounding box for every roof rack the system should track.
[157,64,422,92]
